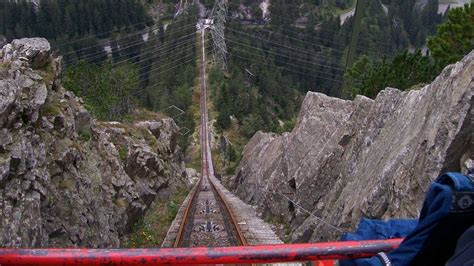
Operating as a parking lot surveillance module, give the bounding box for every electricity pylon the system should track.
[210,0,228,72]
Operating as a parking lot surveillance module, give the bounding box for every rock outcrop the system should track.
[226,51,473,242]
[230,0,271,21]
[0,38,187,248]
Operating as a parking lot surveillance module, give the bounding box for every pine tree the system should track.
[427,3,474,69]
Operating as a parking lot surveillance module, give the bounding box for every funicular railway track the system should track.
[173,27,247,248]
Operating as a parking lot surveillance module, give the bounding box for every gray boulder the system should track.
[1,38,51,69]
[135,118,179,153]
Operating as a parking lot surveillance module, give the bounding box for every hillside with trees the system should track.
[206,0,459,173]
[344,3,473,99]
[1,0,467,172]
[0,0,198,151]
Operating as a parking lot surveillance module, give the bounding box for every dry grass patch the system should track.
[124,108,166,123]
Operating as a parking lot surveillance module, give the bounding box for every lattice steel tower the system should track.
[210,0,228,72]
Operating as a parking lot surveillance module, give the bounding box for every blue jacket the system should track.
[341,172,474,266]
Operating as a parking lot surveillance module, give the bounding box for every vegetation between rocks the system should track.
[122,187,189,248]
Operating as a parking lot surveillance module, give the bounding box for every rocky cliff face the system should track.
[226,51,473,242]
[230,0,270,21]
[0,38,187,248]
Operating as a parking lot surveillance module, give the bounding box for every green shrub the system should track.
[42,103,62,116]
[118,146,128,162]
[167,201,179,220]
[78,129,91,141]
[122,187,189,248]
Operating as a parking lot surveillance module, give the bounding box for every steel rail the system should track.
[173,178,203,247]
[207,176,248,245]
[0,239,403,265]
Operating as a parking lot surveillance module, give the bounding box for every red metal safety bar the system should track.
[0,239,403,265]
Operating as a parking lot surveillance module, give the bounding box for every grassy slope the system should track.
[122,187,189,247]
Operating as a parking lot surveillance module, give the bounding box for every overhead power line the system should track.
[53,13,194,49]
[227,16,348,51]
[99,42,198,80]
[133,52,198,81]
[226,27,346,63]
[129,50,208,97]
[62,37,197,80]
[128,42,209,88]
[63,34,202,95]
[112,38,196,68]
[59,21,196,58]
[228,16,398,58]
[53,20,155,49]
[231,52,343,84]
[75,42,207,100]
[232,46,344,79]
[76,41,201,86]
[250,10,397,50]
[64,31,196,66]
[224,35,345,72]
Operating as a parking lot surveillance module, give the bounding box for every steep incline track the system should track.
[173,27,246,247]
[162,22,281,249]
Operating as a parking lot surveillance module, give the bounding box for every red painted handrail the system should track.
[0,239,402,265]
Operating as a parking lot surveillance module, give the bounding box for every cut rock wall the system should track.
[226,51,473,242]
